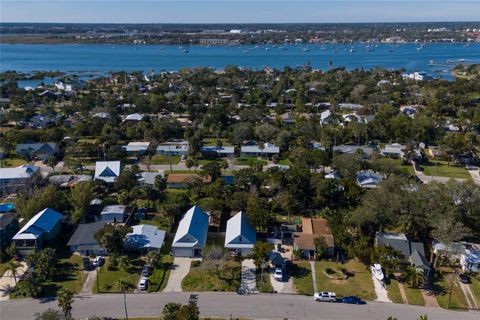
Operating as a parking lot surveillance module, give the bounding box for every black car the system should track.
[142,264,152,277]
[458,274,470,284]
[340,296,366,305]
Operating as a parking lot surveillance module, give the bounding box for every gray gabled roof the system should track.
[67,221,107,246]
[410,249,431,270]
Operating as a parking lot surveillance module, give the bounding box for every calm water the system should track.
[1,43,479,80]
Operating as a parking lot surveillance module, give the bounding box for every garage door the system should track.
[173,247,193,257]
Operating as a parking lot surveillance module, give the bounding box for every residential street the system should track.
[1,292,479,320]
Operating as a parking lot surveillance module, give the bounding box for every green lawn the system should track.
[278,159,292,166]
[433,272,469,310]
[182,260,241,292]
[371,157,415,176]
[0,258,14,276]
[147,255,174,292]
[77,138,97,144]
[421,161,471,180]
[470,274,480,306]
[0,158,27,167]
[148,155,180,165]
[93,255,144,293]
[10,252,87,299]
[140,214,171,231]
[403,285,425,306]
[386,278,404,304]
[293,261,314,295]
[202,138,234,146]
[235,156,267,166]
[314,259,376,300]
[256,268,273,293]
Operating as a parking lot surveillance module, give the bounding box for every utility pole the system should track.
[96,266,100,293]
[168,145,173,173]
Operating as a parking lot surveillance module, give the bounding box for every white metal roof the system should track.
[172,206,209,248]
[0,165,39,180]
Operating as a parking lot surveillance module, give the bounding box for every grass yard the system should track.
[371,157,415,176]
[93,255,144,293]
[0,158,27,167]
[421,161,471,180]
[148,155,180,165]
[202,138,234,146]
[0,258,14,276]
[77,138,97,144]
[278,159,292,166]
[293,261,314,295]
[235,156,267,166]
[140,213,171,231]
[433,272,469,310]
[314,259,376,300]
[147,255,174,292]
[403,285,425,306]
[182,260,241,292]
[470,274,480,305]
[386,278,404,304]
[256,268,274,293]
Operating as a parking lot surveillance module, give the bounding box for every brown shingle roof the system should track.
[295,217,334,249]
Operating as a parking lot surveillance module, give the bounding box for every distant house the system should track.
[201,146,235,157]
[293,218,335,260]
[320,110,336,126]
[402,72,433,81]
[0,165,39,195]
[137,171,164,186]
[12,208,62,256]
[428,146,441,159]
[100,205,128,223]
[67,221,108,256]
[0,211,19,249]
[172,206,209,257]
[94,161,121,183]
[29,115,56,129]
[338,103,364,110]
[432,241,480,273]
[280,112,296,125]
[124,224,166,252]
[48,174,92,188]
[122,142,151,156]
[166,174,211,189]
[16,142,58,160]
[156,141,189,156]
[241,143,279,158]
[123,113,144,122]
[375,232,431,275]
[224,211,256,256]
[333,145,373,160]
[356,171,383,188]
[380,143,421,160]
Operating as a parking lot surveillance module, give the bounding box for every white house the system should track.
[172,206,209,257]
[0,165,39,194]
[122,142,151,155]
[433,241,480,272]
[240,143,279,157]
[124,224,166,252]
[224,211,256,256]
[94,161,121,183]
[100,205,128,223]
[156,141,189,156]
[380,143,422,160]
[123,113,144,122]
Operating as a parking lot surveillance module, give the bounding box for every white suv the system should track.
[274,268,283,281]
[138,277,148,290]
[313,291,337,302]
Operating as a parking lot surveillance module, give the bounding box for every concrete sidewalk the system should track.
[0,262,27,301]
[372,275,391,303]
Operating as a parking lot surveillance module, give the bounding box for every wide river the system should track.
[1,43,479,79]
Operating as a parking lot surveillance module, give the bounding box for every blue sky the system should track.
[1,1,479,23]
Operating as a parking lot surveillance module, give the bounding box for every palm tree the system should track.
[403,266,425,288]
[8,261,21,285]
[118,255,130,272]
[57,287,74,320]
[115,279,132,320]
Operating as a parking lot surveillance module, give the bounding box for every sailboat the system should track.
[371,264,384,281]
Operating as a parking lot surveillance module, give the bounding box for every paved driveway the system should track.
[163,257,192,292]
[239,259,258,294]
[0,262,27,301]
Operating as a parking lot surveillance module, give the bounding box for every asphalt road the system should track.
[1,292,478,320]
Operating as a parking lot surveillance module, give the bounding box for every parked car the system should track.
[313,291,337,302]
[92,256,105,267]
[340,296,366,305]
[83,257,93,270]
[458,273,470,284]
[274,268,283,281]
[138,277,148,290]
[142,264,152,277]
